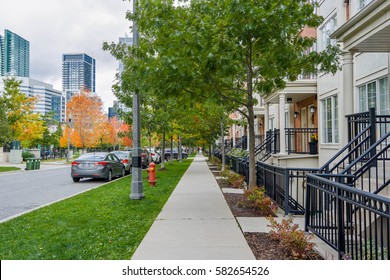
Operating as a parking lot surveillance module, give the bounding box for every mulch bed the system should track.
[208,163,323,260]
[223,193,265,217]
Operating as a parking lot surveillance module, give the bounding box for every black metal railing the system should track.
[252,129,279,162]
[347,108,390,142]
[319,126,372,174]
[256,161,318,215]
[341,131,390,194]
[285,128,318,154]
[306,174,390,260]
[255,135,265,146]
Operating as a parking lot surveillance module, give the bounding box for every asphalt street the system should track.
[0,167,106,222]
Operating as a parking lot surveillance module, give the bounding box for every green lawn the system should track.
[0,159,193,260]
[0,166,21,172]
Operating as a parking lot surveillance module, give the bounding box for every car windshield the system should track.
[113,152,129,159]
[77,154,106,161]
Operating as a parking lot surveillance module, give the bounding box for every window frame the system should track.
[321,95,339,144]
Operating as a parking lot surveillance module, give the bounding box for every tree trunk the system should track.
[178,135,182,162]
[170,136,173,163]
[221,121,225,172]
[246,46,256,189]
[148,134,152,163]
[161,130,166,169]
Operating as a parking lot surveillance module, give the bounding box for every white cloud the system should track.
[0,0,132,111]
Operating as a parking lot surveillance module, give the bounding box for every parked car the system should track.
[126,148,150,168]
[164,148,188,160]
[147,148,161,163]
[71,152,125,182]
[111,150,132,174]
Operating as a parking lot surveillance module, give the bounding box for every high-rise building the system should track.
[108,100,131,119]
[0,29,30,77]
[0,77,64,122]
[0,35,4,76]
[62,53,96,100]
[118,35,133,73]
[108,35,133,117]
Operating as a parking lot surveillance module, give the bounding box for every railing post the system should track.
[284,169,290,215]
[369,107,376,160]
[272,166,277,202]
[287,129,291,154]
[304,175,311,232]
[273,129,277,154]
[337,178,346,259]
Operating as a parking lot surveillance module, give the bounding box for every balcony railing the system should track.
[285,128,318,154]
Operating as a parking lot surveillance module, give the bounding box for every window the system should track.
[321,95,339,143]
[321,15,337,51]
[358,77,389,114]
[359,0,373,10]
[359,77,389,137]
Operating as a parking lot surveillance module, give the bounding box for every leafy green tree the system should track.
[0,95,11,145]
[1,77,45,147]
[105,0,340,187]
[32,112,61,149]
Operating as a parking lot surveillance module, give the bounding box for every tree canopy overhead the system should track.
[105,0,340,187]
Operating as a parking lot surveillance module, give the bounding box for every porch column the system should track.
[279,92,286,154]
[264,102,269,133]
[342,51,354,147]
[254,116,259,145]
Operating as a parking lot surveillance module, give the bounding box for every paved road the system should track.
[0,167,106,222]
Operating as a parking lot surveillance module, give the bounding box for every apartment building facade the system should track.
[0,77,64,122]
[219,0,390,260]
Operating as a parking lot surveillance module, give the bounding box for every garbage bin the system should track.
[32,159,37,170]
[35,158,41,169]
[25,158,34,170]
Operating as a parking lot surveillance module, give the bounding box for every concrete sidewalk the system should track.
[131,154,256,260]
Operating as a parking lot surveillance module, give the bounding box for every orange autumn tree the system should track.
[95,117,115,148]
[65,90,105,149]
[119,122,132,148]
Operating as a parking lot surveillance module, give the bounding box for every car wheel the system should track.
[106,169,113,182]
[73,178,80,182]
[121,167,126,177]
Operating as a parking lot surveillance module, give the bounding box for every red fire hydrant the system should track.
[147,162,156,186]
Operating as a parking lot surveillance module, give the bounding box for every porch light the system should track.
[287,98,292,103]
[310,106,316,113]
[294,112,299,118]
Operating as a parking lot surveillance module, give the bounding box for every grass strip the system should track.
[0,158,193,259]
[0,167,21,172]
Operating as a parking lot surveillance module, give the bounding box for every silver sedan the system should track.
[71,152,125,182]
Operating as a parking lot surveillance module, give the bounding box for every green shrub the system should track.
[22,151,35,161]
[220,169,232,178]
[227,148,248,157]
[239,186,278,215]
[267,216,316,260]
[208,156,221,167]
[227,172,245,188]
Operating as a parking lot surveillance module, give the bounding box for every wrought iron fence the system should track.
[256,161,318,215]
[306,174,390,260]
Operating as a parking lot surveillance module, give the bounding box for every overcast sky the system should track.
[0,0,132,111]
